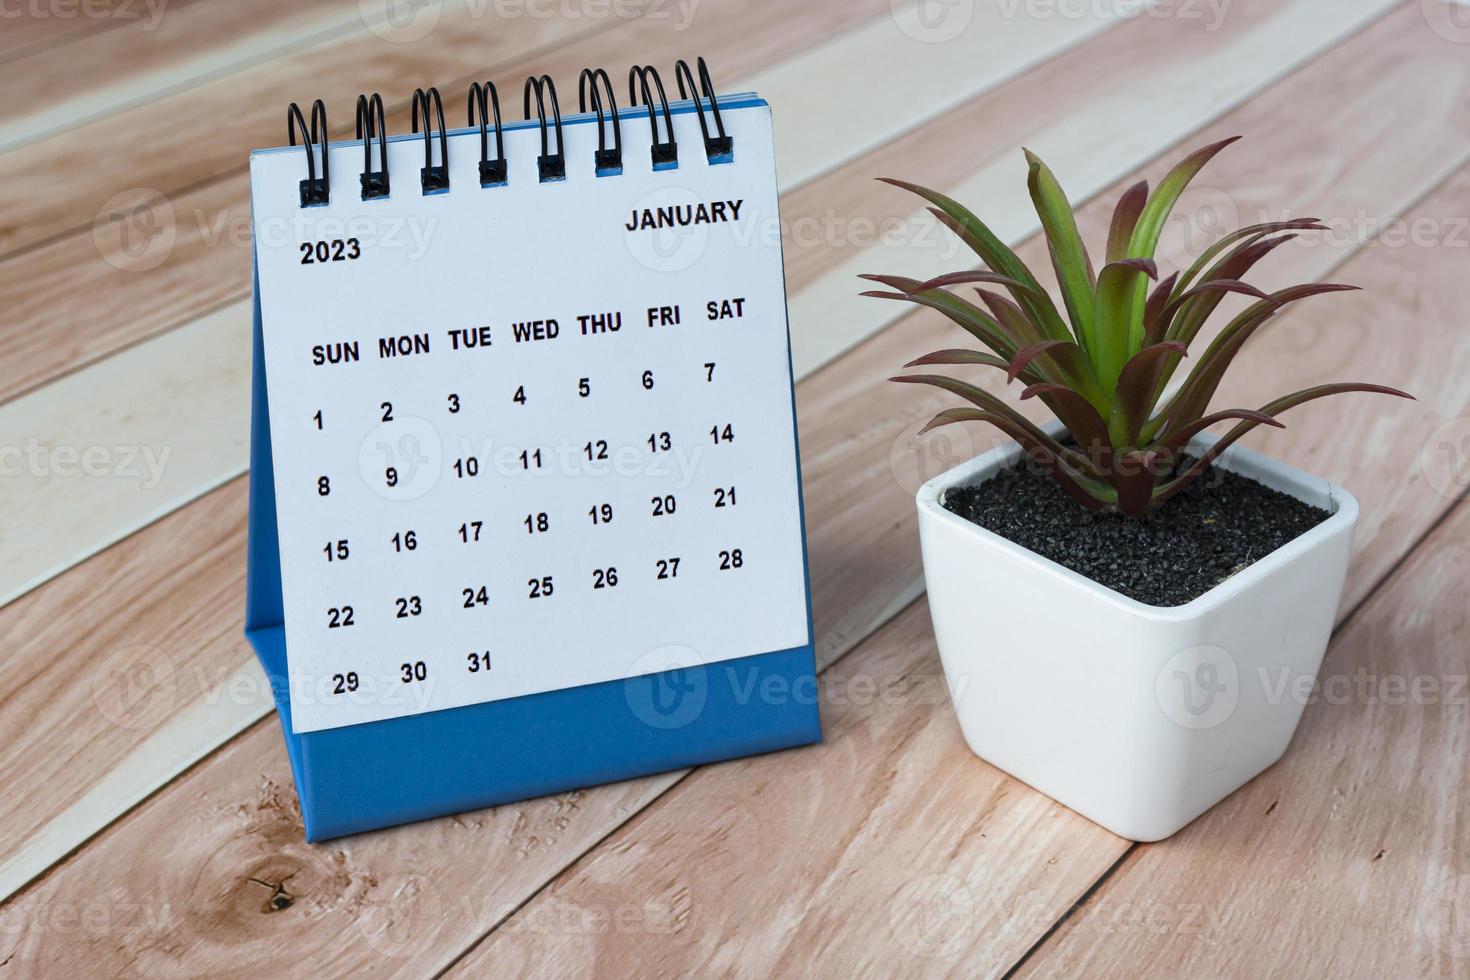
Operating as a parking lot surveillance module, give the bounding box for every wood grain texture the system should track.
[451,600,1127,979]
[0,0,1446,934]
[0,0,1111,406]
[436,123,1470,980]
[5,67,1464,975]
[0,0,1388,624]
[0,0,365,151]
[784,0,1403,377]
[1016,508,1470,978]
[0,0,180,62]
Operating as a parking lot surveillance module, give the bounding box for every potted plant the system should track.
[862,138,1411,841]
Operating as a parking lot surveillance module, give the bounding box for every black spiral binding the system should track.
[578,68,622,175]
[355,93,390,200]
[286,60,735,205]
[628,65,677,170]
[468,81,507,187]
[287,99,329,207]
[675,57,733,164]
[412,86,449,194]
[523,75,566,183]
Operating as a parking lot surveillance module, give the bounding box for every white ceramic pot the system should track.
[915,428,1357,841]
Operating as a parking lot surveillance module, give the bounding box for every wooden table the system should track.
[2,0,1467,975]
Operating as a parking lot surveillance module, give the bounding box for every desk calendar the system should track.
[244,61,820,840]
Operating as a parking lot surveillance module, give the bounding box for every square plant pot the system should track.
[915,427,1357,841]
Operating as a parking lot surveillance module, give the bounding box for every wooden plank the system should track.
[435,38,1470,980]
[785,0,1402,377]
[0,0,650,258]
[0,0,171,62]
[453,600,1126,978]
[0,0,365,152]
[1,11,1462,965]
[0,0,1434,913]
[0,0,1393,620]
[0,0,1024,898]
[0,0,1135,617]
[0,0,1119,407]
[1015,497,1470,976]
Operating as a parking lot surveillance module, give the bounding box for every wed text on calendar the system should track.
[250,101,810,733]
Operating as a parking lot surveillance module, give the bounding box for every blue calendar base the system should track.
[243,253,821,840]
[245,626,820,840]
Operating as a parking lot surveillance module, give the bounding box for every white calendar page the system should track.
[251,97,810,733]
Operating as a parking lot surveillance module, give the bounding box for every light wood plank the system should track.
[0,0,1117,405]
[0,0,168,62]
[0,0,651,258]
[452,600,1126,978]
[441,79,1470,980]
[0,0,1438,915]
[0,0,365,151]
[0,0,1391,622]
[785,0,1402,377]
[0,0,1123,605]
[1,10,1461,965]
[1016,500,1470,977]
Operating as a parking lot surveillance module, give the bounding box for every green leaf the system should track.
[1024,149,1096,352]
[909,270,1044,298]
[976,289,1047,346]
[1106,180,1149,263]
[877,177,1073,341]
[1117,136,1241,352]
[890,374,1105,479]
[1151,383,1415,507]
[1150,408,1284,458]
[1092,258,1159,392]
[860,289,1017,357]
[917,407,1115,510]
[1018,382,1113,463]
[1108,341,1189,447]
[903,348,1014,373]
[1159,284,1360,432]
[1173,219,1326,296]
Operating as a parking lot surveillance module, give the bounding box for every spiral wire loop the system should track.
[627,65,677,170]
[468,81,508,187]
[578,67,623,175]
[354,92,390,200]
[412,86,450,194]
[675,57,732,163]
[523,75,566,182]
[287,99,330,207]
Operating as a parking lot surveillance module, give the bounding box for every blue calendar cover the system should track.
[244,85,820,840]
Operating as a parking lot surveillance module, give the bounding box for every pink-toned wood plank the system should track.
[1015,499,1470,978]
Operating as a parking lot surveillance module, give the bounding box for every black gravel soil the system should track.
[942,458,1331,607]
